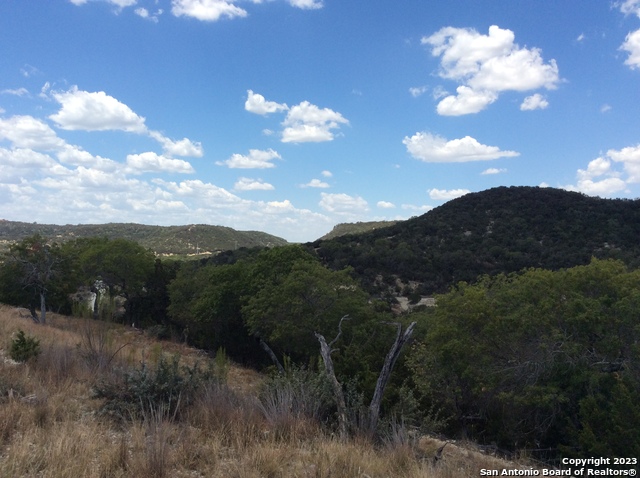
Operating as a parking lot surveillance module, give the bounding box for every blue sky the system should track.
[1,0,640,242]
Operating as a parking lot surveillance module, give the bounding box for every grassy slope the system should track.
[0,305,527,477]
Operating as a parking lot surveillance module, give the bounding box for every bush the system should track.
[92,355,214,421]
[9,330,41,362]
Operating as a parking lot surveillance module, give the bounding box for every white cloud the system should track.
[171,0,247,21]
[563,145,640,195]
[301,178,330,188]
[621,29,640,69]
[1,88,29,97]
[321,170,332,177]
[288,0,322,9]
[0,115,66,150]
[423,25,559,115]
[319,193,368,214]
[428,188,470,200]
[126,152,195,174]
[618,0,640,17]
[481,167,507,175]
[377,201,395,209]
[148,131,203,157]
[520,93,549,111]
[403,132,519,162]
[245,90,289,115]
[234,177,274,191]
[50,86,147,133]
[601,104,612,113]
[409,85,428,97]
[435,86,498,116]
[135,7,162,22]
[608,144,640,182]
[576,33,586,42]
[401,204,433,213]
[217,148,281,169]
[281,101,349,143]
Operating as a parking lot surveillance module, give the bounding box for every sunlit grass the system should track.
[0,303,526,477]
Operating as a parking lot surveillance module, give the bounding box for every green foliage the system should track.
[312,186,640,295]
[10,330,41,362]
[407,258,640,458]
[92,355,214,421]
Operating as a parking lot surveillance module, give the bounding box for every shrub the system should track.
[91,355,213,421]
[9,330,41,362]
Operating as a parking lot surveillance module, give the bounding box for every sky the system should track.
[1,1,640,242]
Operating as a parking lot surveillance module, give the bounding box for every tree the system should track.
[407,258,640,457]
[5,235,64,324]
[64,237,155,323]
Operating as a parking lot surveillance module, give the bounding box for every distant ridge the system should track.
[0,221,288,256]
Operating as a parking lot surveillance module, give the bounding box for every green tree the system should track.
[407,259,640,457]
[3,235,65,323]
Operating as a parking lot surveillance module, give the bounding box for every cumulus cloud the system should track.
[422,25,559,115]
[245,90,289,115]
[428,188,470,200]
[321,170,332,177]
[245,91,348,143]
[319,193,368,214]
[0,115,66,150]
[216,148,281,169]
[301,179,330,188]
[403,132,519,162]
[563,145,640,195]
[135,7,162,22]
[171,0,248,21]
[377,201,395,209]
[50,86,147,133]
[234,177,275,191]
[520,93,549,111]
[621,29,640,69]
[281,101,349,143]
[126,152,195,174]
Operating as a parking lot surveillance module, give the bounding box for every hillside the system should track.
[0,304,524,477]
[311,186,640,296]
[0,220,288,255]
[319,220,399,240]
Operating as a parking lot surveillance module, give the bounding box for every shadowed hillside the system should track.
[310,186,640,296]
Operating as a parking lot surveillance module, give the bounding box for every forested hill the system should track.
[0,221,288,255]
[310,186,640,295]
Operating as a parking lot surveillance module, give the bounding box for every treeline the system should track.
[1,233,639,461]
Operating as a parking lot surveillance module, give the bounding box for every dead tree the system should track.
[315,317,417,439]
[368,321,416,433]
[315,315,350,440]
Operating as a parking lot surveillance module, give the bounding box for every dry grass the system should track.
[0,304,530,477]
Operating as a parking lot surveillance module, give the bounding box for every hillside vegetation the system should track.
[311,186,640,296]
[0,305,519,477]
[319,220,399,240]
[0,220,288,256]
[1,186,639,469]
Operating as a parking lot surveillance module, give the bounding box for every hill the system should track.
[0,304,522,477]
[310,186,640,296]
[0,220,288,256]
[319,220,399,240]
